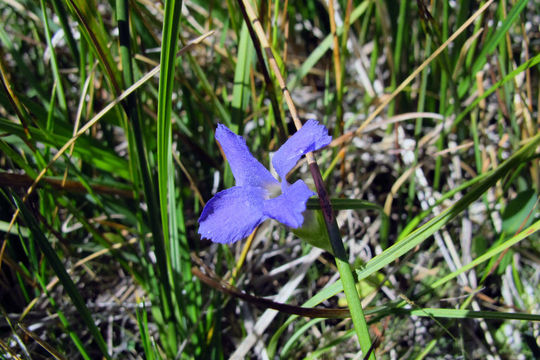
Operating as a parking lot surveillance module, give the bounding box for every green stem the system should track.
[50,0,79,64]
[40,0,68,115]
[309,162,375,359]
[387,0,408,119]
[237,1,287,141]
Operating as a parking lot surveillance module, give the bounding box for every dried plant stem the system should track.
[237,0,374,357]
[327,0,343,133]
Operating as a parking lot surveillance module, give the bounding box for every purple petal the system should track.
[216,124,278,188]
[272,119,332,181]
[198,186,267,244]
[263,180,314,228]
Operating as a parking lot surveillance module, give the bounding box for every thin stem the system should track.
[237,0,374,357]
[309,162,375,359]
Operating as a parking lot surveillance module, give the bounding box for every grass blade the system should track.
[156,0,184,354]
[13,194,111,360]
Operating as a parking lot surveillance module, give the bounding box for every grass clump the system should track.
[0,0,538,359]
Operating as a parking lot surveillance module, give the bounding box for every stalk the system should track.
[237,0,375,357]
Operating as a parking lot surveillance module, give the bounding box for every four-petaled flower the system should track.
[198,120,332,244]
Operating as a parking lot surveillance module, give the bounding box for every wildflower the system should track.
[198,120,332,244]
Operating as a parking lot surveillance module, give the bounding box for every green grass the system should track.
[0,0,539,359]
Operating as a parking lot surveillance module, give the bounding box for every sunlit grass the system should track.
[0,0,538,359]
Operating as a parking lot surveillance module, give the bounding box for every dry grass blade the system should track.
[18,324,69,360]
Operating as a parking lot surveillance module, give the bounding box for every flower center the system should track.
[265,182,282,200]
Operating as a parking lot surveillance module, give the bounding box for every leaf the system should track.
[13,194,111,360]
[501,189,537,236]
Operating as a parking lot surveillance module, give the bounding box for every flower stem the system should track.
[309,162,375,359]
[235,0,375,356]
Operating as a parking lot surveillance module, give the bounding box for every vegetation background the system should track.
[0,0,538,359]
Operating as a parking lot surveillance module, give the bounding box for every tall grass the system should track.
[0,0,538,359]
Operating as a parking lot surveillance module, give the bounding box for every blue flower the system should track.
[198,120,332,244]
